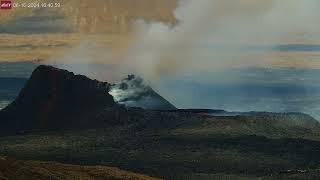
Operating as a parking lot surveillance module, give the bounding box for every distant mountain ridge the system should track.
[0,65,318,137]
[0,65,116,132]
[0,65,176,133]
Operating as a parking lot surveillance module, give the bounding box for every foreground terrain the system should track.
[1,119,320,179]
[0,156,159,180]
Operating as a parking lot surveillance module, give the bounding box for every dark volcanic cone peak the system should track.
[1,65,116,131]
[110,74,176,110]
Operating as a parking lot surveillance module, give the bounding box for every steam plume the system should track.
[50,0,320,117]
[52,0,320,80]
[125,0,320,79]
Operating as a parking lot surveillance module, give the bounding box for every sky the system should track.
[0,0,319,71]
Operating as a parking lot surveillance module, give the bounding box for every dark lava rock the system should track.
[0,65,116,133]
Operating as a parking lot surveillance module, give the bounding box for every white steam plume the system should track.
[125,0,320,79]
[50,0,320,80]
